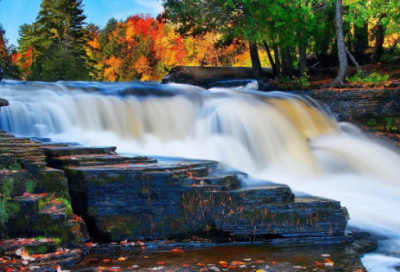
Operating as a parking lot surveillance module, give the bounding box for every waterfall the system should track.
[1,79,400,271]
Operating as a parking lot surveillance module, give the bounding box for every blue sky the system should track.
[0,0,164,46]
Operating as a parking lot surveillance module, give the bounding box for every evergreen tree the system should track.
[32,0,89,81]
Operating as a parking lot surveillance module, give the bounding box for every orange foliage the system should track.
[104,56,122,81]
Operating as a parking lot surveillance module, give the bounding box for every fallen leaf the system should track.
[120,240,128,245]
[198,263,206,266]
[103,259,111,263]
[256,260,265,263]
[118,257,126,261]
[243,258,251,261]
[171,248,185,253]
[157,261,166,265]
[324,258,334,264]
[315,261,324,266]
[182,264,190,267]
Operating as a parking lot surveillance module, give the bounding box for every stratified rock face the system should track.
[291,89,400,124]
[0,131,88,244]
[291,89,400,145]
[45,146,349,243]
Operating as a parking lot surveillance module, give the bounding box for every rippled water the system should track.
[1,79,400,271]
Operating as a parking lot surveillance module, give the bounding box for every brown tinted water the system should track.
[70,243,363,272]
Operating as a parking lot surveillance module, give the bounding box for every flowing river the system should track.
[1,80,400,271]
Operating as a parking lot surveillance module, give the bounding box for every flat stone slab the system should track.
[43,146,117,157]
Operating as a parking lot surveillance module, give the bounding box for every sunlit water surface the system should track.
[1,80,400,271]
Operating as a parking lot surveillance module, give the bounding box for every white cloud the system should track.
[108,0,163,21]
[133,0,164,15]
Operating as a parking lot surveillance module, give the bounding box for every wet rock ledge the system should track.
[0,127,349,245]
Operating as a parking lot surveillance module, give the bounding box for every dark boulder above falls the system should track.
[162,66,274,88]
[0,98,9,109]
[43,145,350,244]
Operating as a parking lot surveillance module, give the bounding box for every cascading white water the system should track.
[1,80,400,271]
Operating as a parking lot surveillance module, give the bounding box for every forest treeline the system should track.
[0,0,399,86]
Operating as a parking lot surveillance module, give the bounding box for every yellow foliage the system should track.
[104,55,122,81]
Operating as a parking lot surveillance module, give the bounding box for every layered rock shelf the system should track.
[41,145,350,244]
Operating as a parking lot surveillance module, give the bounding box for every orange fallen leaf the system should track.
[103,259,111,262]
[182,264,190,267]
[232,261,245,265]
[72,214,83,223]
[219,261,228,265]
[171,248,185,253]
[157,261,166,265]
[324,258,334,264]
[118,257,126,261]
[198,263,206,266]
[84,242,93,247]
[315,261,324,266]
[272,261,277,264]
[256,260,265,263]
[11,257,16,264]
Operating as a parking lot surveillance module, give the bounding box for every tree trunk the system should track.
[273,45,281,78]
[281,46,295,77]
[298,41,307,75]
[346,47,366,77]
[328,0,348,87]
[262,40,277,76]
[372,22,385,64]
[248,38,264,80]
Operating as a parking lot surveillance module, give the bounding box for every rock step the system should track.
[22,161,47,172]
[12,194,50,212]
[0,143,40,148]
[179,171,241,190]
[5,148,44,154]
[48,154,157,168]
[0,133,15,138]
[0,154,17,165]
[0,238,58,255]
[43,146,117,157]
[0,138,32,143]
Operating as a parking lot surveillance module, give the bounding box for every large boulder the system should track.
[162,66,274,88]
